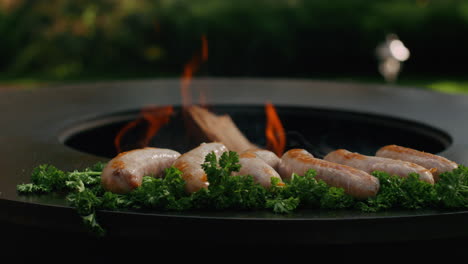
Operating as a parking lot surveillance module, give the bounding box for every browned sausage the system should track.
[241,148,281,170]
[278,149,380,199]
[324,149,434,184]
[376,144,458,181]
[173,142,228,193]
[101,147,181,194]
[277,149,315,180]
[232,151,283,188]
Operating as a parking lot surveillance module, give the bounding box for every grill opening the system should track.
[61,105,452,159]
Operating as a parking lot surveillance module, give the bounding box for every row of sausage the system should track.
[101,143,458,199]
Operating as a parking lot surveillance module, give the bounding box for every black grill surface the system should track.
[1,78,468,246]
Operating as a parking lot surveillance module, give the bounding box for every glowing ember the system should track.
[114,105,174,153]
[265,102,286,157]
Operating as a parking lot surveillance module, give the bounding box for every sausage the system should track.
[241,148,281,170]
[376,144,458,181]
[101,147,181,194]
[173,142,228,193]
[232,151,283,188]
[278,149,379,199]
[324,149,434,184]
[277,149,315,180]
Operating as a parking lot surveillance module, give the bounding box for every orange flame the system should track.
[201,35,208,61]
[265,102,286,157]
[114,105,174,153]
[181,34,209,108]
[114,35,207,153]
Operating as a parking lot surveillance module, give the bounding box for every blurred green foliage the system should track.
[0,0,467,80]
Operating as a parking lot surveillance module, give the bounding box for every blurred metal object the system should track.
[376,34,410,83]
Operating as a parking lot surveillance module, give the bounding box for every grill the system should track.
[1,78,468,244]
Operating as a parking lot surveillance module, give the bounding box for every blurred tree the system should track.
[0,0,467,80]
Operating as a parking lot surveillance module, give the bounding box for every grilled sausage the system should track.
[232,151,283,188]
[173,142,228,193]
[241,148,281,170]
[324,149,434,184]
[278,149,379,199]
[277,149,315,180]
[376,144,458,181]
[101,147,181,194]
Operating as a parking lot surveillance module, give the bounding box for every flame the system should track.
[201,35,208,61]
[114,35,208,153]
[265,102,286,157]
[114,118,140,153]
[114,105,174,153]
[181,34,209,108]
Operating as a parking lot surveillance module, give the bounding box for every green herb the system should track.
[358,171,439,212]
[128,167,191,211]
[320,187,355,209]
[67,189,105,236]
[266,196,300,213]
[435,165,468,208]
[17,163,103,194]
[278,170,328,207]
[192,151,267,210]
[265,169,355,212]
[17,164,67,193]
[17,162,107,236]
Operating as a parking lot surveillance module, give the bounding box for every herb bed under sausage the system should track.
[16,151,468,237]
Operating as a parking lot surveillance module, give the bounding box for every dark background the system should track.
[0,0,467,91]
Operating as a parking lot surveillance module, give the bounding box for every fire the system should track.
[114,105,174,153]
[181,34,209,108]
[201,35,208,61]
[265,102,286,157]
[114,35,208,153]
